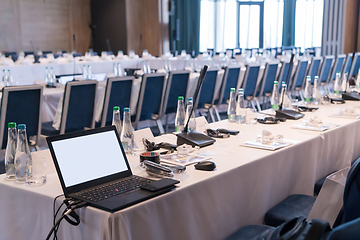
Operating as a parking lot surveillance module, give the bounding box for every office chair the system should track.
[348,52,360,79]
[342,53,353,77]
[319,56,334,85]
[100,76,135,127]
[328,54,346,84]
[308,57,322,84]
[258,61,280,108]
[242,64,262,110]
[41,80,97,136]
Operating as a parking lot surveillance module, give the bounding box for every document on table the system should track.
[291,124,336,132]
[160,153,211,166]
[329,113,360,119]
[241,139,297,151]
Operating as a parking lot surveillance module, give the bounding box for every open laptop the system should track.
[46,126,177,212]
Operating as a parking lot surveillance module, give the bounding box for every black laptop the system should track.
[47,126,178,212]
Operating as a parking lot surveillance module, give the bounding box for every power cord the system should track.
[46,197,87,240]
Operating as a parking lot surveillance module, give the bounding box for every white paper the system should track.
[291,124,335,132]
[241,139,296,151]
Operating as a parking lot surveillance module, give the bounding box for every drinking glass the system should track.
[26,157,46,186]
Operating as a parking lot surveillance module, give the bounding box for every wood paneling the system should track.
[126,0,163,56]
[344,0,359,54]
[0,0,91,54]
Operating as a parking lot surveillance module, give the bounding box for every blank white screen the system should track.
[51,131,128,187]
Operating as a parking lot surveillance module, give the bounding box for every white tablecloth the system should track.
[1,102,359,240]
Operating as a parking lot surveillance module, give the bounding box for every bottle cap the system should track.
[8,122,16,128]
[238,88,244,93]
[124,107,130,112]
[113,106,120,111]
[18,124,26,130]
[178,96,184,100]
[45,67,48,69]
[187,97,193,101]
[306,75,311,80]
[314,76,318,79]
[274,81,278,84]
[230,88,235,92]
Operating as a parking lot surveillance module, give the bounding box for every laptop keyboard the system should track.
[75,175,154,202]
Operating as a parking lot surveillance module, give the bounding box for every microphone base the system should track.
[342,92,360,101]
[176,130,216,148]
[275,109,304,120]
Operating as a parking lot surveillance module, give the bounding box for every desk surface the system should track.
[1,102,360,240]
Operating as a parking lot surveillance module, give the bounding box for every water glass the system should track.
[246,107,258,125]
[26,157,46,186]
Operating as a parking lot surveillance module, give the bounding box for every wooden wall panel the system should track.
[126,0,162,56]
[0,0,91,54]
[344,0,359,54]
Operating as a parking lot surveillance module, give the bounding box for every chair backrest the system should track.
[195,69,219,109]
[277,61,291,85]
[342,157,360,223]
[60,80,97,134]
[319,56,334,83]
[101,76,134,127]
[308,57,322,84]
[327,217,360,240]
[342,53,353,76]
[0,85,43,149]
[329,54,346,82]
[349,52,360,79]
[218,66,241,105]
[242,64,261,100]
[162,70,190,115]
[259,61,280,97]
[4,52,16,58]
[135,73,167,128]
[291,60,309,91]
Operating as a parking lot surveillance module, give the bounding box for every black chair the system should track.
[0,85,43,150]
[24,51,34,57]
[342,53,353,76]
[134,73,167,133]
[162,70,190,132]
[328,54,346,84]
[258,61,280,107]
[6,53,18,62]
[214,66,241,120]
[225,157,360,239]
[41,80,97,136]
[348,52,360,79]
[277,61,292,85]
[319,56,334,85]
[290,60,309,99]
[308,57,322,84]
[72,53,82,58]
[4,52,16,58]
[242,64,261,110]
[194,68,219,122]
[100,76,135,127]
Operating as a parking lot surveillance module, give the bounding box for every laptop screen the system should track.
[51,130,129,188]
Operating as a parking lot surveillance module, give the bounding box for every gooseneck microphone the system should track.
[176,65,216,147]
[106,39,112,53]
[73,34,76,81]
[279,54,295,111]
[138,34,143,57]
[183,65,208,133]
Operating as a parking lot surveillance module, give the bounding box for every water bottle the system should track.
[279,82,291,108]
[270,81,279,110]
[45,67,49,83]
[2,69,7,85]
[341,72,348,93]
[236,89,246,124]
[14,124,32,183]
[82,65,87,79]
[113,63,118,76]
[48,67,55,86]
[304,76,312,103]
[333,72,342,95]
[117,63,123,77]
[175,96,185,132]
[5,122,17,180]
[112,106,122,137]
[146,62,151,73]
[313,76,321,105]
[7,70,13,86]
[186,97,196,131]
[142,61,147,74]
[120,108,134,154]
[87,65,92,80]
[227,88,236,122]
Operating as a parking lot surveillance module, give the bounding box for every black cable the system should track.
[53,202,65,240]
[46,209,72,240]
[52,194,64,240]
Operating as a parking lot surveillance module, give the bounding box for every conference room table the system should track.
[1,101,359,240]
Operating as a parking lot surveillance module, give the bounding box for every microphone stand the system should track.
[275,53,304,120]
[342,51,360,101]
[176,65,216,147]
[73,34,76,81]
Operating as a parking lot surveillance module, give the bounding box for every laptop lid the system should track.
[46,126,132,197]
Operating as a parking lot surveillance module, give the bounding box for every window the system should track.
[200,0,323,52]
[295,0,323,50]
[200,0,284,52]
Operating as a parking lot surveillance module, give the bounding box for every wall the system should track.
[126,0,163,56]
[344,0,359,54]
[0,0,91,54]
